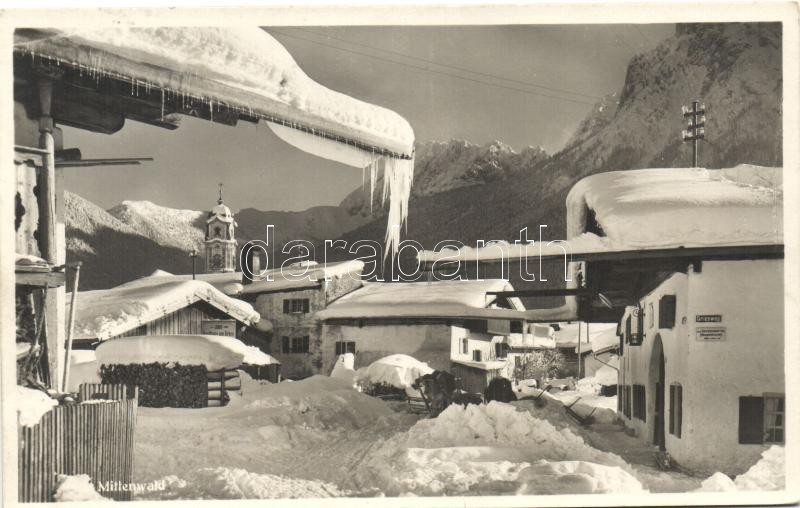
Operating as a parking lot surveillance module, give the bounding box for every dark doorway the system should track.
[653,334,666,450]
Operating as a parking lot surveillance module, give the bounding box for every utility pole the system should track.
[682,100,706,167]
[190,248,198,280]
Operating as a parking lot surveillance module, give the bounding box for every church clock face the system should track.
[211,253,223,270]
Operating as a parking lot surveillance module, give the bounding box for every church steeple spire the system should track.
[205,183,237,273]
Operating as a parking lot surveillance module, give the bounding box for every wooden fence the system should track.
[18,384,138,502]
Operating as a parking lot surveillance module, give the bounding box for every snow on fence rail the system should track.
[18,384,138,502]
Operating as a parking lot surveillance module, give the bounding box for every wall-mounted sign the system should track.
[696,326,726,341]
[695,315,722,323]
[201,319,237,337]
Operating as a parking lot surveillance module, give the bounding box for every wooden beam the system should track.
[15,271,66,288]
[56,157,153,168]
[487,288,593,298]
[421,244,784,271]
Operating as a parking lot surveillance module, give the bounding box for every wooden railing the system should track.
[17,384,138,502]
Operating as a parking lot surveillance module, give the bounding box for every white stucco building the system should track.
[565,165,785,475]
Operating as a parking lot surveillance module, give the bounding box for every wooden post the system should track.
[36,72,66,389]
[62,263,82,392]
[576,321,582,379]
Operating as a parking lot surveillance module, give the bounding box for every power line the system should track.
[268,29,597,107]
[294,27,602,101]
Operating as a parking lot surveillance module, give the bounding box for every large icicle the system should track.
[266,121,413,258]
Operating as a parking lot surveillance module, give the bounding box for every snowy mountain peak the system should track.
[108,200,205,253]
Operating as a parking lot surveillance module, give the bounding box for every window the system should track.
[281,335,310,354]
[335,341,356,355]
[494,342,509,359]
[669,384,683,438]
[624,315,632,344]
[632,384,646,421]
[472,350,482,362]
[510,320,523,334]
[740,394,785,444]
[461,338,469,355]
[629,307,644,346]
[764,395,785,443]
[283,298,310,314]
[648,303,654,329]
[659,295,677,329]
[622,385,631,418]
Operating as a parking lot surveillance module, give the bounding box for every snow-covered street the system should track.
[128,372,718,499]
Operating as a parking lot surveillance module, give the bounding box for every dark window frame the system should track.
[632,384,646,421]
[669,383,683,438]
[659,295,677,329]
[283,298,311,314]
[472,349,482,362]
[335,340,356,355]
[282,335,310,354]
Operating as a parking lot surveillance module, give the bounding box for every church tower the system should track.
[205,183,237,273]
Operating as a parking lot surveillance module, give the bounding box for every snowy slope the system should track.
[108,200,205,252]
[331,23,782,263]
[340,139,549,216]
[65,191,201,290]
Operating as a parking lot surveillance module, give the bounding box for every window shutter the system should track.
[281,336,290,354]
[283,300,290,314]
[738,396,765,444]
[659,295,676,329]
[669,385,675,435]
[303,299,310,313]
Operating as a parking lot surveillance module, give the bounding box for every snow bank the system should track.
[70,279,260,340]
[67,350,101,393]
[317,279,526,321]
[734,445,785,491]
[696,446,784,492]
[95,335,278,371]
[330,353,356,388]
[146,468,346,499]
[358,401,639,495]
[355,354,433,392]
[16,386,57,427]
[53,474,108,502]
[517,460,644,494]
[576,365,618,394]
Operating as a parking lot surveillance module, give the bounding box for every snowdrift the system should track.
[356,401,642,495]
[355,354,433,392]
[16,386,58,427]
[697,446,785,492]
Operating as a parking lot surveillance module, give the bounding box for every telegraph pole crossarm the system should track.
[682,100,706,167]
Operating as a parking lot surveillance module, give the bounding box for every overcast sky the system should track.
[63,24,674,212]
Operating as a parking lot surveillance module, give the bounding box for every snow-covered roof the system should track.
[505,324,556,349]
[241,260,364,295]
[315,279,527,321]
[566,165,783,248]
[418,165,783,264]
[14,27,414,158]
[117,270,244,296]
[69,279,261,341]
[553,322,618,353]
[95,334,279,371]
